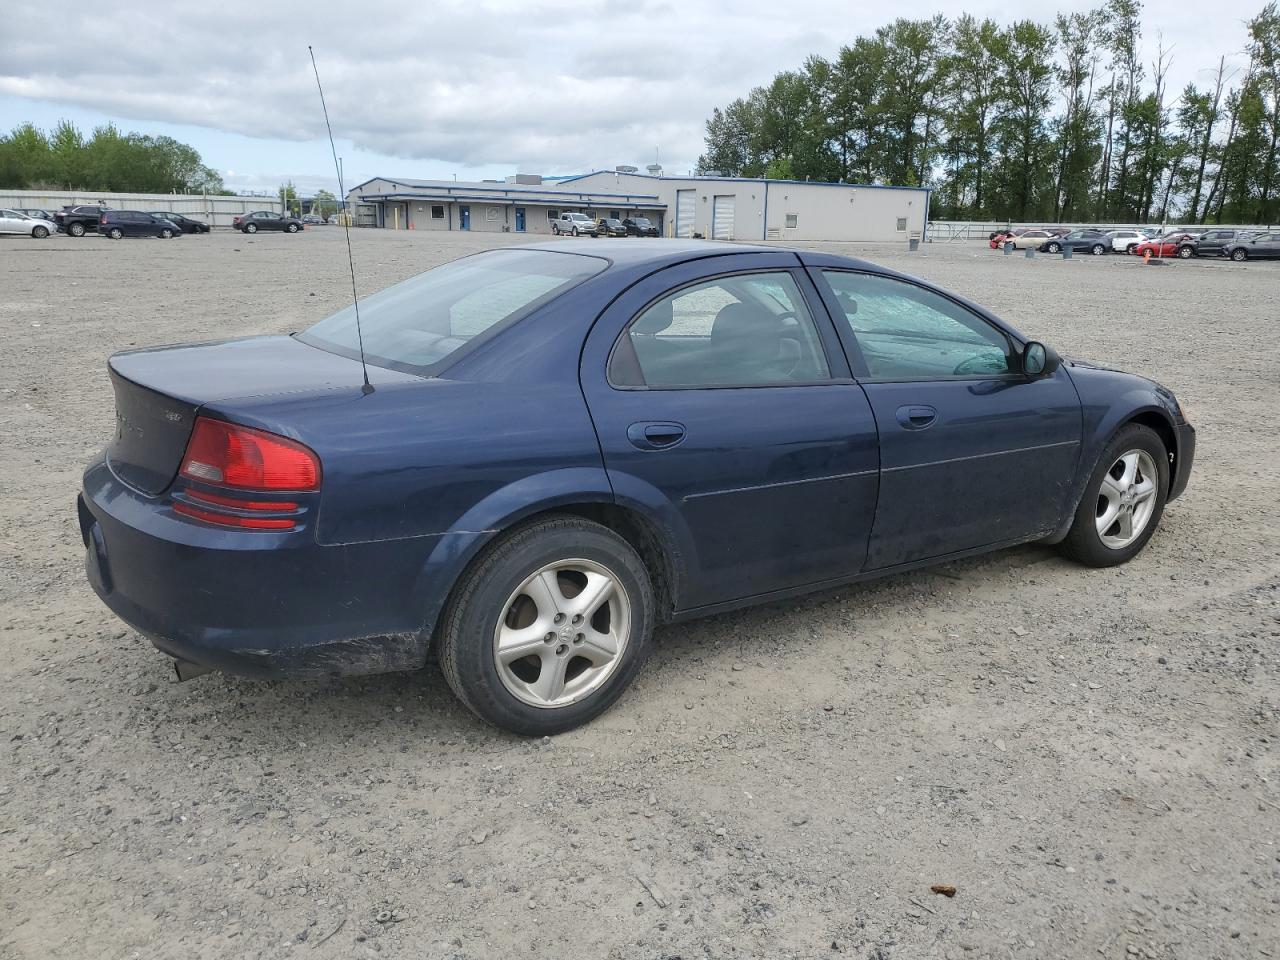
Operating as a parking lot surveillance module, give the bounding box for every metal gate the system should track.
[712,195,735,239]
[675,189,695,238]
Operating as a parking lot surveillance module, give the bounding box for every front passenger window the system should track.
[612,272,830,388]
[821,271,1012,380]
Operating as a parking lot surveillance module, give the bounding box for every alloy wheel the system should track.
[1095,449,1159,549]
[493,558,630,709]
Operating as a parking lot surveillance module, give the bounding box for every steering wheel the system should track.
[952,354,1004,376]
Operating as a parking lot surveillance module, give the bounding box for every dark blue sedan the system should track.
[79,241,1195,734]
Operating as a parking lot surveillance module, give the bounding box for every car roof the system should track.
[512,238,788,270]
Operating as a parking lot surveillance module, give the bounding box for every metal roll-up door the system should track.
[675,189,695,238]
[712,195,735,239]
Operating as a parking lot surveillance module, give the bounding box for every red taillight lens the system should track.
[179,417,320,491]
[173,501,296,529]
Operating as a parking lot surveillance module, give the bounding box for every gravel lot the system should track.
[1,228,1277,960]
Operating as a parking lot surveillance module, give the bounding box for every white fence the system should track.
[0,189,284,229]
[927,220,1277,242]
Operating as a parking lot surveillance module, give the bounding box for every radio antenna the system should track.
[309,45,373,395]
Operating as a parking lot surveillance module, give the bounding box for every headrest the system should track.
[633,299,674,335]
[711,301,783,342]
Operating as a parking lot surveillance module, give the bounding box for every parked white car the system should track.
[1105,229,1150,254]
[0,208,57,238]
[1006,229,1055,249]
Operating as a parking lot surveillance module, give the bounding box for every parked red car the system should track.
[1132,233,1196,257]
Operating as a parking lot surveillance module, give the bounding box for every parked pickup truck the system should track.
[551,212,598,236]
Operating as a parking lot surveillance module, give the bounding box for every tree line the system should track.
[0,120,229,195]
[698,1,1280,224]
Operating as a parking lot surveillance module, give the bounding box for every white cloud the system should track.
[0,0,1253,177]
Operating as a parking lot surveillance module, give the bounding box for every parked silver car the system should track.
[0,208,57,238]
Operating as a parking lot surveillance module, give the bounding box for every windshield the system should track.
[298,249,606,375]
[633,218,652,226]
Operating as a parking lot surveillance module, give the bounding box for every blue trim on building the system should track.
[556,169,933,195]
[357,192,666,209]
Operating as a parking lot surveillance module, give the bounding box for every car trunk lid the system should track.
[104,335,420,496]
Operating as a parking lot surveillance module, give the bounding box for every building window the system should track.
[487,206,500,221]
[610,210,621,219]
[548,209,559,222]
[431,205,445,219]
[785,213,798,229]
[896,217,908,232]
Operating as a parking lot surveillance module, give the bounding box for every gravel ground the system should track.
[1,229,1277,960]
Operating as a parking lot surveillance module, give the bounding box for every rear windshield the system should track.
[298,249,606,375]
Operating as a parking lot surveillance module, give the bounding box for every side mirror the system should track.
[1022,341,1058,376]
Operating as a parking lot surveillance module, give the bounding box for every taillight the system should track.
[179,417,320,491]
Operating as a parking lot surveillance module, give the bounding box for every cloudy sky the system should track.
[0,1,1258,195]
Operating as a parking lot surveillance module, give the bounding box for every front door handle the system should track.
[627,421,686,450]
[895,405,937,430]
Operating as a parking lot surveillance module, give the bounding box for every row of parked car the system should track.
[990,225,1280,261]
[0,203,316,239]
[551,212,661,237]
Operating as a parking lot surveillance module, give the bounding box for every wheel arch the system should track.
[410,474,688,658]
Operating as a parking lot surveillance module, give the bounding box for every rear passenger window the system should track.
[611,272,830,388]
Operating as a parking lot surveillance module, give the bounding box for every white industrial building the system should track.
[347,168,931,242]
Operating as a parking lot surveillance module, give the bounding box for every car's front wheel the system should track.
[1060,424,1169,568]
[437,516,654,735]
[1090,243,1106,255]
[571,226,579,236]
[1178,245,1193,259]
[160,228,174,239]
[31,225,49,239]
[287,223,300,233]
[1047,242,1061,253]
[1231,248,1247,261]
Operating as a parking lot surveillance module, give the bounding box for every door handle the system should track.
[627,421,686,450]
[895,405,937,430]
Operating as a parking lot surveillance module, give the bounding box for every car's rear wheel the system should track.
[437,516,654,735]
[1059,424,1169,568]
[1047,242,1060,253]
[68,222,86,237]
[1231,248,1247,261]
[1090,243,1105,255]
[287,223,299,233]
[245,223,258,234]
[108,227,123,240]
[31,225,49,239]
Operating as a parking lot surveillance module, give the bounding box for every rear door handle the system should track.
[895,405,937,430]
[627,421,686,450]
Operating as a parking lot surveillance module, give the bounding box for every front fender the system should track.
[1048,366,1183,542]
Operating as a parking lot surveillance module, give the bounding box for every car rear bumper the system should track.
[78,457,431,680]
[1169,421,1196,502]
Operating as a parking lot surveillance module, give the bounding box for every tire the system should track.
[108,227,123,240]
[31,226,49,239]
[245,223,258,234]
[437,515,655,735]
[1231,248,1247,262]
[1047,242,1060,253]
[287,223,299,233]
[1090,243,1105,256]
[571,226,579,236]
[68,222,86,237]
[160,228,174,239]
[1178,245,1193,259]
[1126,243,1137,254]
[1059,424,1169,568]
